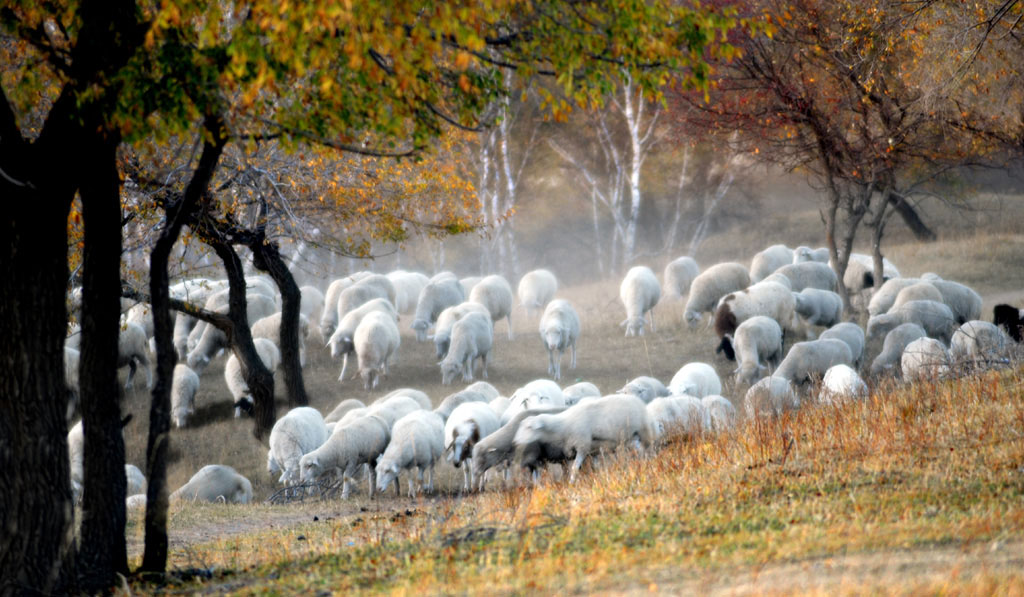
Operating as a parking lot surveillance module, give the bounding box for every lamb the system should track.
[439,311,493,385]
[701,395,737,432]
[818,322,866,369]
[713,280,796,353]
[950,320,1010,368]
[432,301,490,359]
[891,282,943,311]
[434,389,490,422]
[663,256,700,298]
[901,337,950,381]
[869,323,928,377]
[327,298,398,381]
[684,262,751,327]
[513,395,652,483]
[267,406,330,486]
[251,312,310,366]
[411,277,465,341]
[744,376,799,419]
[793,288,843,329]
[187,292,277,373]
[445,401,502,491]
[619,265,662,336]
[993,304,1024,342]
[471,406,567,489]
[819,364,868,406]
[774,338,853,386]
[375,388,433,411]
[170,465,252,504]
[171,364,200,429]
[727,316,784,386]
[618,376,670,403]
[867,278,922,316]
[469,275,515,339]
[224,338,281,418]
[772,262,839,293]
[386,270,429,314]
[539,299,581,380]
[375,410,445,497]
[750,244,794,283]
[562,382,601,405]
[503,379,566,423]
[668,362,722,398]
[119,321,153,390]
[353,311,401,390]
[324,398,366,424]
[517,269,559,318]
[299,414,390,498]
[866,300,957,345]
[793,246,829,263]
[929,280,983,324]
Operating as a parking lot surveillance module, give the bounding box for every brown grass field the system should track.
[116,190,1024,594]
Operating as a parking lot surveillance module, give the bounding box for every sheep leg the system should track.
[506,314,514,340]
[338,353,349,382]
[547,349,555,377]
[426,465,434,493]
[570,452,587,484]
[480,352,488,380]
[570,341,577,370]
[648,309,656,332]
[125,361,138,390]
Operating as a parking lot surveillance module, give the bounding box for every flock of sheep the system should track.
[63,243,1024,506]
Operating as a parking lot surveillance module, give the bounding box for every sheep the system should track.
[126,494,147,510]
[320,274,371,339]
[376,388,433,411]
[124,464,146,496]
[503,379,566,424]
[125,302,154,339]
[489,395,511,417]
[713,281,796,354]
[663,256,700,298]
[929,280,983,324]
[251,312,310,366]
[562,382,601,405]
[993,304,1024,343]
[434,389,490,423]
[867,278,922,316]
[727,316,784,386]
[412,278,465,341]
[439,311,493,385]
[750,244,794,283]
[684,262,751,327]
[173,312,196,361]
[668,362,722,398]
[774,338,854,386]
[299,414,390,499]
[793,288,844,329]
[365,395,425,430]
[950,320,1010,368]
[469,275,515,339]
[119,321,152,390]
[618,376,670,403]
[647,396,707,443]
[187,293,277,373]
[430,271,458,283]
[701,395,737,432]
[818,322,866,369]
[842,253,900,295]
[267,407,330,486]
[539,299,581,380]
[772,262,839,293]
[64,347,80,422]
[793,246,830,263]
[471,406,567,489]
[513,395,652,483]
[170,465,252,504]
[171,364,200,429]
[921,272,943,281]
[432,301,491,360]
[891,282,943,311]
[744,376,798,419]
[760,272,793,290]
[336,280,391,324]
[517,269,559,317]
[353,311,401,390]
[819,364,868,406]
[386,270,429,314]
[619,266,662,336]
[67,421,84,502]
[464,381,500,402]
[901,337,950,381]
[324,398,366,424]
[327,298,398,381]
[869,323,928,377]
[375,410,445,497]
[445,401,502,491]
[246,275,280,307]
[866,300,957,346]
[224,338,281,418]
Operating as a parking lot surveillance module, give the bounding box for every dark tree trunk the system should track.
[252,239,309,408]
[887,190,936,242]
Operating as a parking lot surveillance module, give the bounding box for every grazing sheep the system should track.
[517,269,559,318]
[684,262,751,327]
[744,376,799,419]
[173,312,197,361]
[701,395,737,432]
[119,321,152,390]
[793,246,830,263]
[171,364,200,429]
[376,388,433,411]
[125,303,154,340]
[503,379,566,423]
[471,406,567,489]
[187,293,277,373]
[901,337,950,381]
[434,389,490,422]
[750,244,794,283]
[891,282,943,311]
[251,312,310,366]
[819,364,868,406]
[352,273,397,308]
[445,401,502,491]
[993,304,1024,343]
[299,414,390,499]
[818,322,866,369]
[727,316,784,386]
[774,338,854,386]
[668,362,722,398]
[125,464,146,496]
[713,281,796,354]
[539,299,581,380]
[562,382,601,405]
[375,410,445,497]
[464,382,500,402]
[320,274,371,339]
[412,278,465,341]
[432,301,491,360]
[366,395,424,430]
[760,273,793,290]
[842,253,900,295]
[327,298,398,381]
[489,396,511,418]
[929,280,983,324]
[866,300,957,345]
[353,311,401,390]
[267,407,330,486]
[170,465,252,504]
[869,323,928,377]
[618,376,670,403]
[387,271,429,314]
[336,280,391,325]
[324,398,366,424]
[620,266,662,337]
[950,320,1010,368]
[663,256,700,300]
[793,288,844,329]
[867,278,922,317]
[439,311,493,385]
[647,396,707,443]
[224,338,281,418]
[772,262,839,293]
[469,275,515,339]
[513,395,652,483]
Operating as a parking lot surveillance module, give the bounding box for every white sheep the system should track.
[170,465,252,504]
[663,256,700,299]
[668,362,722,398]
[539,299,581,380]
[119,321,152,390]
[126,494,147,510]
[727,315,784,386]
[327,298,398,381]
[793,246,829,263]
[866,300,957,345]
[950,320,1010,369]
[299,414,390,498]
[187,292,277,373]
[251,312,310,366]
[513,395,652,483]
[750,244,794,283]
[432,301,491,359]
[774,338,853,386]
[646,396,707,443]
[471,405,568,488]
[517,269,559,318]
[489,395,511,417]
[224,338,281,418]
[336,280,391,324]
[684,262,751,327]
[701,395,737,432]
[867,277,922,316]
[618,376,670,403]
[562,382,601,405]
[375,388,433,411]
[324,398,366,424]
[818,322,866,369]
[503,379,566,424]
[386,270,429,314]
[365,395,424,430]
[412,278,465,341]
[929,280,983,324]
[320,274,371,339]
[464,381,500,401]
[267,406,330,486]
[620,265,662,337]
[869,323,927,377]
[819,364,868,406]
[173,312,197,361]
[760,272,793,290]
[744,376,798,419]
[460,276,482,297]
[842,253,900,295]
[171,363,200,429]
[901,337,950,381]
[353,311,401,390]
[445,401,502,491]
[772,261,839,293]
[124,302,154,340]
[375,410,445,497]
[299,285,325,337]
[793,288,843,329]
[470,275,515,339]
[439,311,493,385]
[434,389,490,422]
[713,281,797,353]
[890,282,943,311]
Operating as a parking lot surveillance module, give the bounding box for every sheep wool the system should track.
[684,262,751,327]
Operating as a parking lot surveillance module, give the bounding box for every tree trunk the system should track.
[888,190,936,241]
